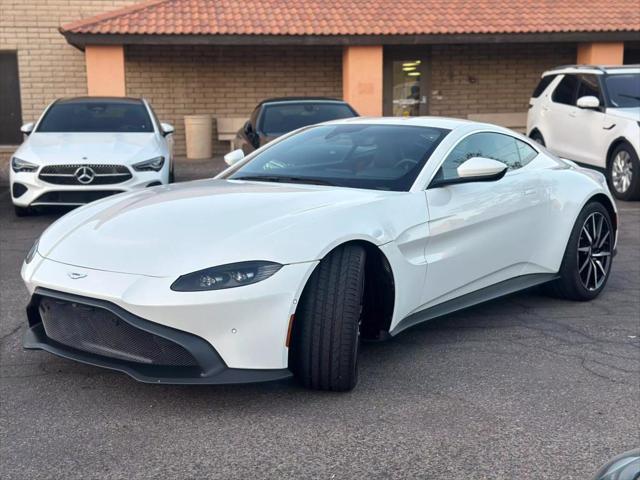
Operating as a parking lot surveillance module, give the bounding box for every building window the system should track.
[0,51,23,145]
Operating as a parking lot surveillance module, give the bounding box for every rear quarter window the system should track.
[552,74,580,105]
[531,75,557,98]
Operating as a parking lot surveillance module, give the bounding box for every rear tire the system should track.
[289,244,366,391]
[607,143,639,201]
[168,160,175,183]
[545,202,614,301]
[14,205,33,217]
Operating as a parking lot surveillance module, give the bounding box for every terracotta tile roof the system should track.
[61,0,640,36]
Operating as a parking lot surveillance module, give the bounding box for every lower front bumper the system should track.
[24,288,292,385]
[10,169,166,207]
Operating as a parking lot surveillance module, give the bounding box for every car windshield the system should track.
[37,101,153,133]
[605,74,640,108]
[259,102,357,136]
[227,124,450,191]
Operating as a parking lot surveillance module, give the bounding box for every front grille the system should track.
[32,190,123,205]
[39,164,132,185]
[38,297,198,366]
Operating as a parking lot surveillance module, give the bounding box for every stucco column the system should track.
[85,45,126,96]
[343,46,383,116]
[577,42,624,65]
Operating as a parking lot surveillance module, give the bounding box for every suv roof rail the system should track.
[547,65,607,73]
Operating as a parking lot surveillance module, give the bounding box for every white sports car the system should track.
[21,117,617,391]
[10,97,174,217]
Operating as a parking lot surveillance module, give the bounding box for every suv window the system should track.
[532,75,557,98]
[552,74,579,105]
[576,74,603,102]
[605,74,640,108]
[434,132,538,182]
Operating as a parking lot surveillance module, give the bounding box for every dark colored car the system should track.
[234,97,358,154]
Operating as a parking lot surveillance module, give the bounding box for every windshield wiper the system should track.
[618,94,640,101]
[231,175,336,186]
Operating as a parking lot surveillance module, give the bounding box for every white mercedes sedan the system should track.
[10,97,174,216]
[21,117,617,391]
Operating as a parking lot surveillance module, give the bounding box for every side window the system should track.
[435,133,538,181]
[552,74,579,105]
[531,75,556,98]
[576,74,602,102]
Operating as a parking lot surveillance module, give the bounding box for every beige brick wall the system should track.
[429,43,577,118]
[125,45,343,156]
[0,0,137,168]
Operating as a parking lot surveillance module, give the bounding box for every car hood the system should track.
[15,132,162,165]
[606,107,640,122]
[37,179,401,277]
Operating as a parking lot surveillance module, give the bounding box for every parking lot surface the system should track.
[0,183,638,480]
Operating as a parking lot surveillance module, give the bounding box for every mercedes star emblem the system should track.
[74,166,96,184]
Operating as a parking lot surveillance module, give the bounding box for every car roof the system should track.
[542,65,640,76]
[54,96,146,105]
[320,116,494,131]
[258,97,347,107]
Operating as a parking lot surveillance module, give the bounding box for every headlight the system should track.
[171,261,282,292]
[133,156,165,172]
[11,157,38,173]
[25,238,39,264]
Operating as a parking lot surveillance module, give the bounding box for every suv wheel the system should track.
[608,143,639,200]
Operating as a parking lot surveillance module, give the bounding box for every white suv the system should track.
[527,65,640,200]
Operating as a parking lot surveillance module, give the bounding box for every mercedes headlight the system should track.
[133,156,165,172]
[11,157,38,173]
[171,261,282,292]
[25,238,39,264]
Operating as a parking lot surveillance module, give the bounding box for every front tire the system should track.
[289,244,366,391]
[14,205,33,217]
[607,143,639,201]
[546,202,614,301]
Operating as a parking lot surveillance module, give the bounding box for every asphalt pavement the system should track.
[0,176,638,479]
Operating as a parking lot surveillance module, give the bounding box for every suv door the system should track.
[564,74,607,167]
[423,132,545,307]
[543,74,580,158]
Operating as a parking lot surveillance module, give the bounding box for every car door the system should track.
[422,132,545,307]
[544,74,580,158]
[563,74,607,166]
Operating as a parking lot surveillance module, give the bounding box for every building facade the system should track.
[1,0,639,165]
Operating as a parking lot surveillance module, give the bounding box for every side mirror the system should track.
[243,121,253,135]
[161,122,175,136]
[21,123,34,135]
[457,157,508,179]
[429,157,508,188]
[224,149,245,166]
[576,95,600,109]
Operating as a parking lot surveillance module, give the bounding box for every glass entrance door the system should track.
[383,49,429,117]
